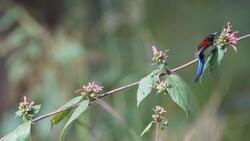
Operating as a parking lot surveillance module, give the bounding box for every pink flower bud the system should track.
[151,46,169,65]
[152,105,167,123]
[152,46,158,56]
[23,96,27,103]
[75,82,103,97]
[218,22,239,52]
[228,31,238,45]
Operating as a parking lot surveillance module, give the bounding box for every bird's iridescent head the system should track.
[207,32,218,41]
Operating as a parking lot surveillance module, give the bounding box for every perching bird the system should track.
[195,32,218,82]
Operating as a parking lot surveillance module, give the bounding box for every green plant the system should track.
[1,22,249,141]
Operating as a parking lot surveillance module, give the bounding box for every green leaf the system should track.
[30,104,41,116]
[60,98,89,140]
[217,47,225,65]
[161,120,168,130]
[15,110,22,117]
[0,121,31,141]
[204,45,225,73]
[140,121,153,136]
[203,54,212,73]
[166,74,191,116]
[50,96,83,128]
[137,70,162,107]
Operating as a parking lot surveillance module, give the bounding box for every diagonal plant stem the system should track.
[155,123,160,141]
[31,58,196,123]
[32,81,140,122]
[32,34,250,123]
[237,34,250,40]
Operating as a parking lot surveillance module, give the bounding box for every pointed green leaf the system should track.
[166,74,191,116]
[30,104,41,116]
[203,55,212,73]
[50,96,83,128]
[60,98,89,140]
[137,70,162,107]
[140,121,153,136]
[217,46,225,65]
[161,120,168,130]
[51,111,71,129]
[0,121,31,141]
[15,110,22,117]
[203,48,217,72]
[204,45,225,73]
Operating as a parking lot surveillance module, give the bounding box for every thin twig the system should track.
[237,34,250,40]
[170,58,198,73]
[32,103,80,123]
[32,33,250,123]
[96,81,140,99]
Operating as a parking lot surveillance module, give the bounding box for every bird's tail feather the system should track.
[195,54,205,82]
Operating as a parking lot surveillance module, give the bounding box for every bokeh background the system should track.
[1,0,250,141]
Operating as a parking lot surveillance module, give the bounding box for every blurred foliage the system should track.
[0,0,250,141]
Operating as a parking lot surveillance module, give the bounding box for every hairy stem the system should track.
[32,33,250,123]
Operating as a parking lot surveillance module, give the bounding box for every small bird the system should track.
[195,32,218,82]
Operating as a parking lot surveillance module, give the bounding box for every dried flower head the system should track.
[74,82,103,98]
[218,22,239,52]
[152,105,166,122]
[151,46,169,65]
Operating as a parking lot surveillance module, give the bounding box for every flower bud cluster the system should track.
[217,22,238,52]
[17,96,35,120]
[151,46,169,65]
[154,80,168,95]
[74,82,103,99]
[152,105,166,123]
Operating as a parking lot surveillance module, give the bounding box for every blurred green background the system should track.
[0,0,250,141]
